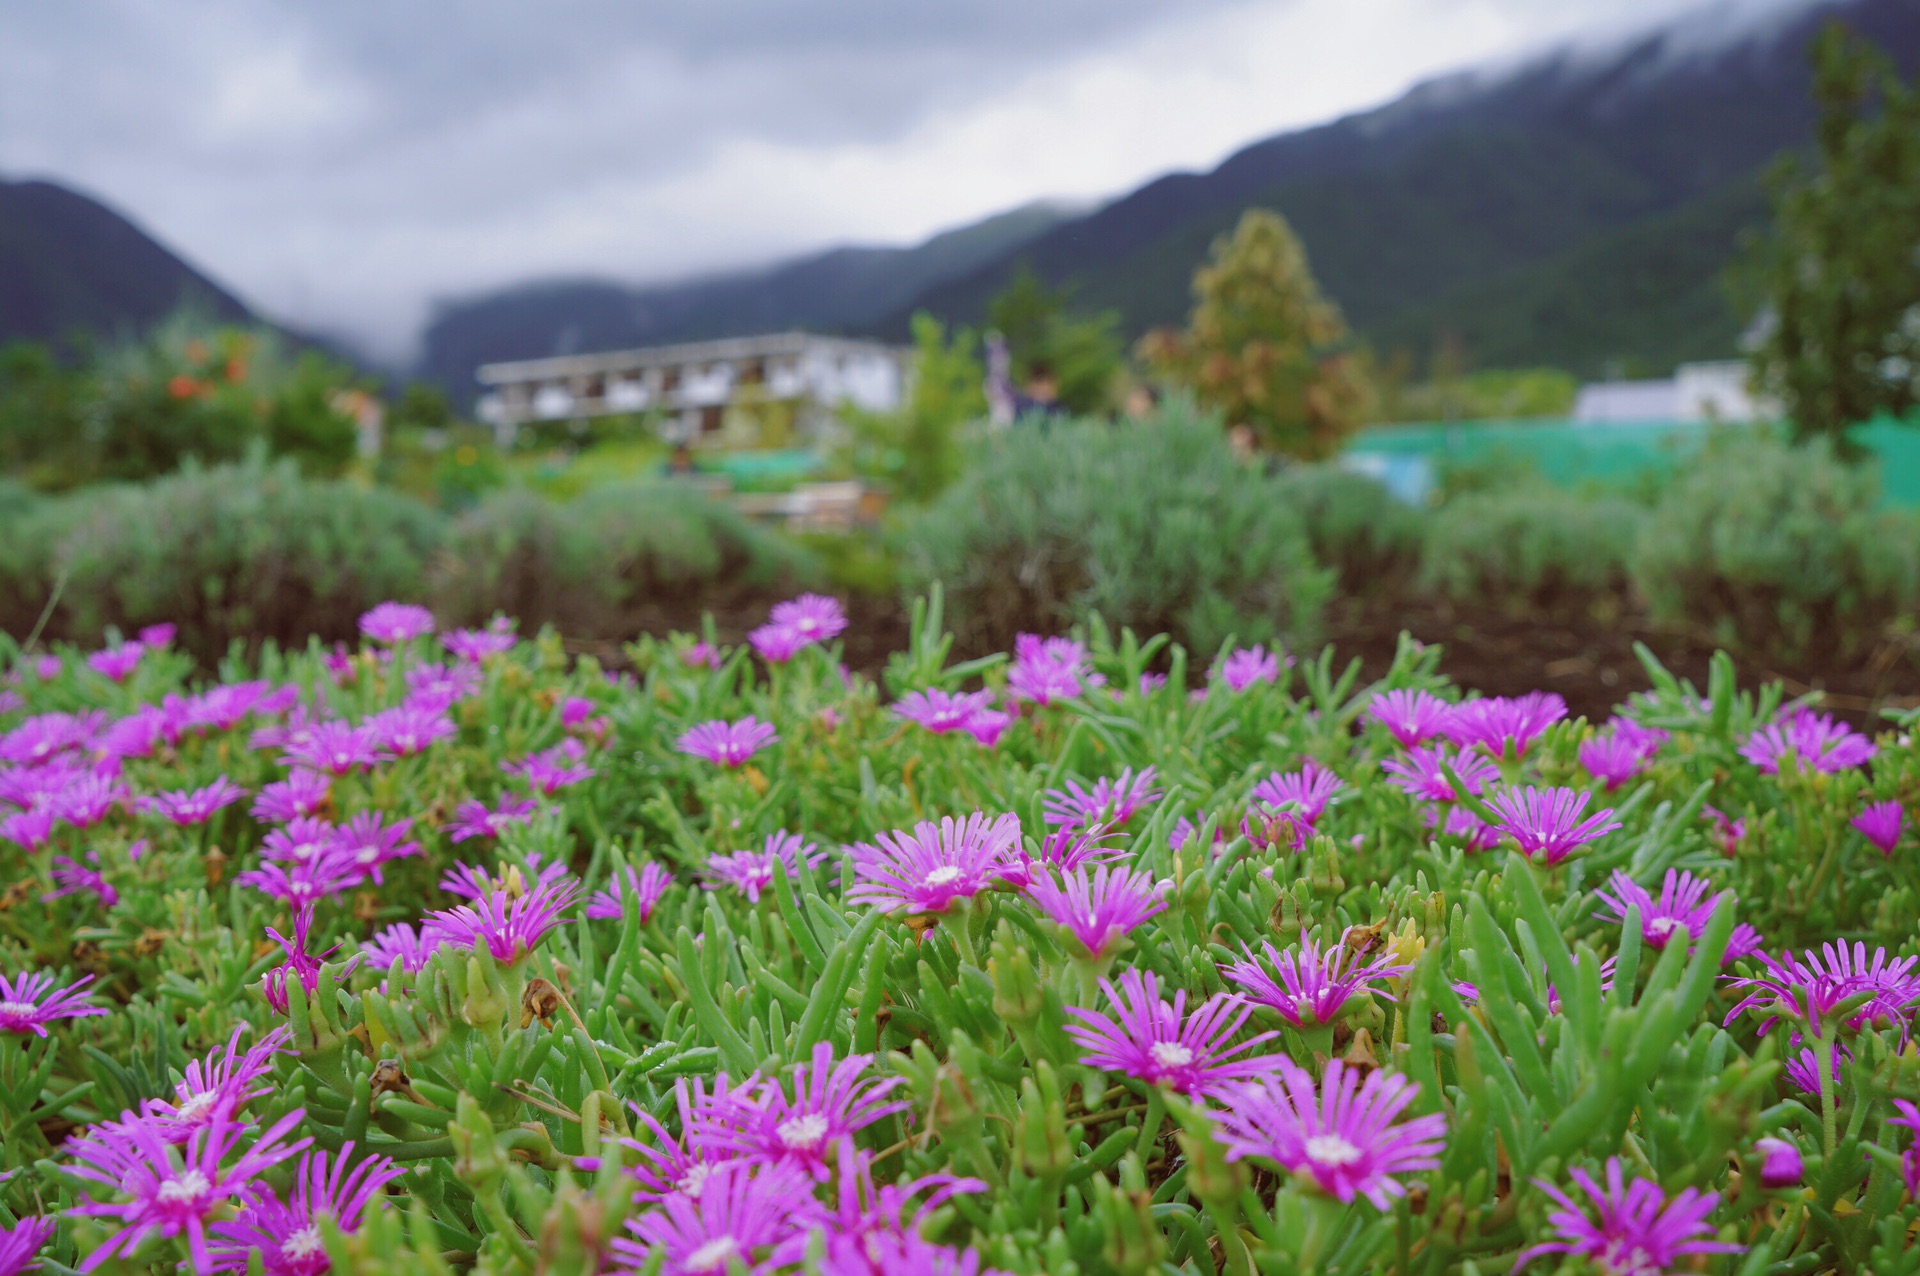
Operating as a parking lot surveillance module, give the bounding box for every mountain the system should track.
[416,202,1073,402]
[887,0,1919,377]
[0,178,253,351]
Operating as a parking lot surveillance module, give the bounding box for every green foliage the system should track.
[1421,484,1644,614]
[986,264,1125,415]
[837,312,984,502]
[1140,208,1371,458]
[1632,433,1920,660]
[1736,22,1920,445]
[902,399,1331,653]
[1272,462,1424,595]
[1372,364,1580,422]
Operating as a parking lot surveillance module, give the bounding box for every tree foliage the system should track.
[1738,21,1920,446]
[1139,208,1371,459]
[985,264,1124,415]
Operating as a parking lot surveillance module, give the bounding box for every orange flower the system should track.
[167,374,199,400]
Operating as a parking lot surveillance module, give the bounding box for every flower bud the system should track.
[1756,1136,1803,1189]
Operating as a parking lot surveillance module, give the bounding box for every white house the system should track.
[1571,360,1775,425]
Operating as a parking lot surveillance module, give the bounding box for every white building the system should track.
[1572,360,1775,425]
[474,331,912,448]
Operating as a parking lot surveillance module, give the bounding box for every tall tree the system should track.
[985,264,1123,416]
[1737,21,1920,446]
[1139,209,1369,459]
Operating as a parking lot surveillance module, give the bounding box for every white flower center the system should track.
[0,1000,36,1020]
[923,866,963,887]
[676,1163,717,1199]
[1645,917,1682,943]
[175,1091,218,1123]
[777,1113,830,1150]
[282,1226,324,1260]
[686,1236,739,1271]
[158,1169,212,1203]
[1304,1134,1363,1168]
[1149,1042,1194,1069]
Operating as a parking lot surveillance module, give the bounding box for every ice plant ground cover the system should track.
[5,592,1920,1274]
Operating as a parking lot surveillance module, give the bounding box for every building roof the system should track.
[476,330,906,386]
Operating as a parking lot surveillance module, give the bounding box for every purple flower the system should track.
[88,642,147,683]
[209,1141,406,1276]
[137,777,248,826]
[1,711,101,764]
[1366,689,1455,748]
[0,1218,55,1276]
[405,662,481,711]
[680,641,722,670]
[443,617,517,662]
[237,847,364,908]
[1220,930,1412,1029]
[252,772,332,825]
[64,1112,310,1273]
[705,832,825,903]
[893,689,997,735]
[1724,942,1920,1037]
[1577,721,1667,791]
[1483,786,1622,865]
[612,1160,818,1276]
[1740,707,1876,775]
[770,593,848,644]
[1783,1042,1847,1097]
[139,622,176,648]
[261,905,335,1017]
[1380,746,1498,803]
[1251,761,1344,826]
[1853,800,1904,856]
[588,862,674,922]
[334,812,420,884]
[0,806,54,851]
[996,824,1126,892]
[677,717,778,768]
[445,794,539,843]
[1441,692,1567,758]
[1212,644,1283,692]
[260,817,341,867]
[844,812,1021,917]
[358,601,436,644]
[188,682,299,733]
[709,1042,908,1180]
[425,872,581,963]
[360,923,445,974]
[1512,1159,1738,1275]
[1007,634,1100,706]
[1064,968,1282,1099]
[1025,864,1167,959]
[1212,1058,1446,1209]
[622,1074,746,1205]
[281,722,385,776]
[778,1144,990,1275]
[138,1025,292,1143]
[51,773,126,828]
[963,706,1012,747]
[1703,805,1746,857]
[1425,804,1501,851]
[748,622,809,664]
[1754,1137,1802,1190]
[46,854,118,908]
[503,739,597,794]
[0,970,107,1036]
[1890,1101,1920,1200]
[1041,766,1161,831]
[363,705,457,757]
[1594,869,1763,964]
[1169,816,1226,855]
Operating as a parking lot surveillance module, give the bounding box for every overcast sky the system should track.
[2,0,1730,360]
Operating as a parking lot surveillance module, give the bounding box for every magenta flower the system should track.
[963,706,1012,747]
[711,1042,908,1180]
[1513,1159,1738,1275]
[844,812,1021,917]
[1213,1058,1446,1209]
[748,622,808,663]
[1221,930,1412,1029]
[1065,968,1281,1099]
[1365,689,1455,748]
[1441,692,1567,758]
[405,662,481,711]
[1740,707,1876,775]
[1755,1137,1803,1190]
[281,722,384,776]
[88,642,147,683]
[777,1143,989,1274]
[1890,1101,1920,1199]
[503,739,597,794]
[0,1218,54,1276]
[363,706,457,757]
[677,717,778,768]
[996,823,1126,891]
[445,794,539,843]
[0,970,107,1036]
[622,1074,747,1205]
[1211,644,1282,693]
[139,1025,292,1143]
[442,617,517,662]
[360,923,445,974]
[1380,746,1498,803]
[588,862,674,922]
[1577,721,1667,791]
[1703,804,1746,857]
[1853,800,1904,856]
[237,846,363,907]
[612,1160,818,1276]
[64,1112,310,1273]
[0,806,54,852]
[680,641,723,670]
[1594,869,1763,964]
[893,688,996,735]
[259,817,340,867]
[770,593,848,644]
[358,601,435,644]
[1242,804,1310,854]
[1251,761,1344,826]
[138,776,248,826]
[1041,766,1161,831]
[333,812,420,884]
[209,1141,405,1276]
[425,872,581,963]
[1170,815,1226,855]
[188,682,299,733]
[1025,864,1167,959]
[1784,1042,1847,1097]
[46,854,118,909]
[1,711,101,764]
[1483,786,1621,865]
[1007,634,1100,706]
[705,831,824,903]
[261,905,337,1016]
[1724,942,1920,1037]
[51,773,126,828]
